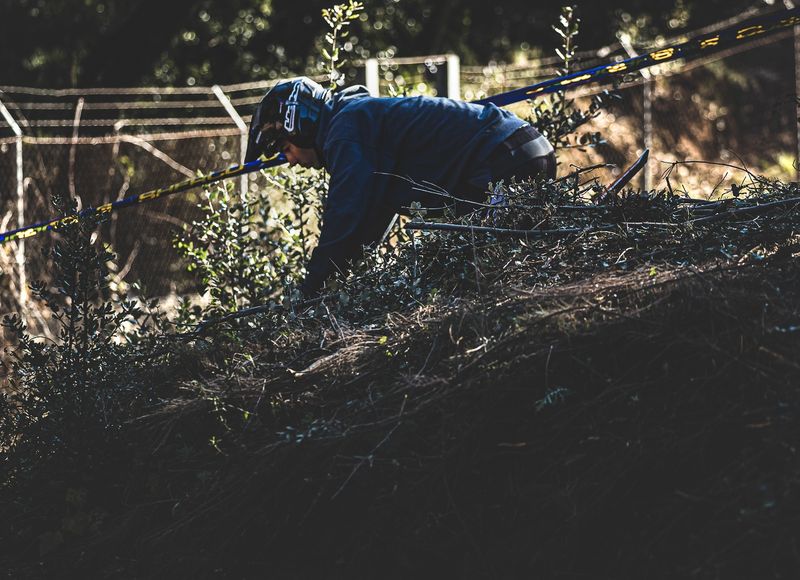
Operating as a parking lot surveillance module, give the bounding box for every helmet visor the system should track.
[244,123,284,163]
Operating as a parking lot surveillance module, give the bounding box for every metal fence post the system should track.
[0,96,26,311]
[620,35,653,191]
[643,78,654,190]
[68,97,85,202]
[213,85,249,198]
[365,58,380,96]
[446,54,461,100]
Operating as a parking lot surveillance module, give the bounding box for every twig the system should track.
[404,221,611,238]
[552,162,614,183]
[686,196,800,225]
[375,172,498,210]
[191,294,330,336]
[331,422,401,500]
[661,159,763,185]
[377,171,574,212]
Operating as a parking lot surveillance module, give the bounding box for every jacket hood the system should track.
[315,85,372,152]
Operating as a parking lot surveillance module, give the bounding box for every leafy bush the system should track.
[529,5,612,152]
[1,195,158,473]
[174,0,360,321]
[174,168,326,319]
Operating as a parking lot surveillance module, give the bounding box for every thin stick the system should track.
[404,221,610,237]
[687,196,800,225]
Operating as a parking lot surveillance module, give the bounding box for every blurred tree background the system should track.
[0,0,768,88]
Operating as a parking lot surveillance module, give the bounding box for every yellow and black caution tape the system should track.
[478,6,800,106]
[0,155,283,244]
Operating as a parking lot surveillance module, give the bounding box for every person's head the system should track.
[244,77,331,168]
[254,120,322,168]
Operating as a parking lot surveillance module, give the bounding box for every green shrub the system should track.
[529,5,612,152]
[174,0,359,321]
[174,168,326,319]
[1,195,156,473]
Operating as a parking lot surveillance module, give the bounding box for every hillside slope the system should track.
[3,182,800,579]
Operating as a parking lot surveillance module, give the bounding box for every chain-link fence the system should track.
[0,79,283,326]
[1,10,798,327]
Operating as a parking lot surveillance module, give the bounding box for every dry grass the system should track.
[4,180,800,579]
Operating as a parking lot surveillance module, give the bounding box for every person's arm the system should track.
[300,139,394,297]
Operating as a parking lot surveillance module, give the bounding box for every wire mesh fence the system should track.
[0,12,798,327]
[0,80,280,325]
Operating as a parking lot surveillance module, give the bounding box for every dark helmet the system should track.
[244,77,331,162]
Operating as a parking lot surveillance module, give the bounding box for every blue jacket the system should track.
[302,86,529,295]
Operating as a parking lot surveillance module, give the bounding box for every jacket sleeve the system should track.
[300,139,395,297]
